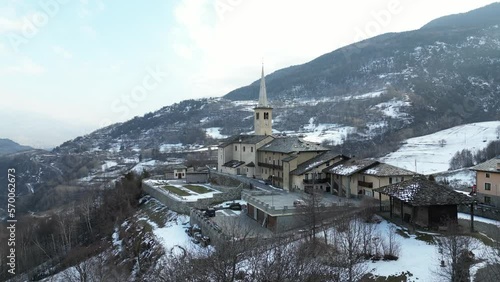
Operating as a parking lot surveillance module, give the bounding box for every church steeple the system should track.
[257,64,269,107]
[254,64,273,135]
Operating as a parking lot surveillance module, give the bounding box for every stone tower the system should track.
[254,65,273,135]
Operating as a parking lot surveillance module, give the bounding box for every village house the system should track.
[322,159,417,199]
[471,156,500,207]
[323,158,379,198]
[359,163,416,200]
[288,151,347,192]
[374,176,474,228]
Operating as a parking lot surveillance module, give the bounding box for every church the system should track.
[217,66,332,190]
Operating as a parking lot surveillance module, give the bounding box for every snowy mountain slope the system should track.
[381,121,500,174]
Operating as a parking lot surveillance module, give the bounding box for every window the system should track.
[486,173,490,178]
[265,169,268,174]
[243,146,246,152]
[485,183,491,191]
[251,147,254,152]
[235,146,237,151]
[389,177,393,184]
[264,112,269,119]
[256,113,260,119]
[485,196,491,204]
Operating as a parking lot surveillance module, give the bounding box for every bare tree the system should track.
[327,217,371,282]
[435,225,478,282]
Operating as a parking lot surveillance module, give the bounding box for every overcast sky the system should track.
[0,0,498,148]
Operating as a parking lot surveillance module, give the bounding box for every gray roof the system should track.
[222,160,245,168]
[218,134,272,148]
[290,151,346,176]
[323,158,379,176]
[374,175,473,206]
[282,155,298,162]
[258,136,328,154]
[362,163,416,177]
[471,156,500,173]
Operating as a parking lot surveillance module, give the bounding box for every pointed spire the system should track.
[258,63,269,107]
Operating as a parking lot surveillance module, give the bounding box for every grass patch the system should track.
[414,232,436,244]
[162,185,191,196]
[183,184,212,194]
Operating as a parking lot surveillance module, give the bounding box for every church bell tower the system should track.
[254,65,273,135]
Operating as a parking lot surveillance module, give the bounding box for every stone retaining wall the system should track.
[142,180,243,215]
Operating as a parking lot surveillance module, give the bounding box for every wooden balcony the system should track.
[358,181,373,188]
[303,178,329,184]
[258,162,283,170]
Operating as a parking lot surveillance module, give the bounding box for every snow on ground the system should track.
[152,214,193,251]
[458,212,500,226]
[131,160,161,173]
[435,168,476,188]
[301,117,356,144]
[101,160,118,171]
[382,121,500,174]
[205,127,229,139]
[373,98,410,118]
[341,90,384,101]
[159,143,183,153]
[144,180,221,202]
[232,100,256,111]
[366,220,438,281]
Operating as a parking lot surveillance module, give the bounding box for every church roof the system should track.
[256,64,271,108]
[374,175,473,206]
[258,136,328,154]
[218,135,272,148]
[290,151,346,176]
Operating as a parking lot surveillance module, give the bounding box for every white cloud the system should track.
[0,57,45,75]
[52,45,73,59]
[80,25,97,39]
[0,16,24,33]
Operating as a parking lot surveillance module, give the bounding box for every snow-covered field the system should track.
[205,127,229,139]
[382,121,500,174]
[300,117,356,145]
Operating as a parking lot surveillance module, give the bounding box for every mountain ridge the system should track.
[0,138,33,155]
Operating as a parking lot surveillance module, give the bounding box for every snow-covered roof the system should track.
[471,156,500,173]
[362,163,416,176]
[323,158,378,176]
[374,176,473,206]
[290,151,346,175]
[259,136,328,153]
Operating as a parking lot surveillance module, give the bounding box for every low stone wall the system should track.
[458,204,500,221]
[209,171,251,189]
[142,180,243,215]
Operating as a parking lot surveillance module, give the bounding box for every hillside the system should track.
[0,138,32,155]
[52,3,500,158]
[381,121,500,174]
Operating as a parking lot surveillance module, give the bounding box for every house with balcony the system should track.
[359,163,416,199]
[471,156,500,207]
[323,158,379,198]
[257,137,329,189]
[218,135,273,177]
[289,151,348,192]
